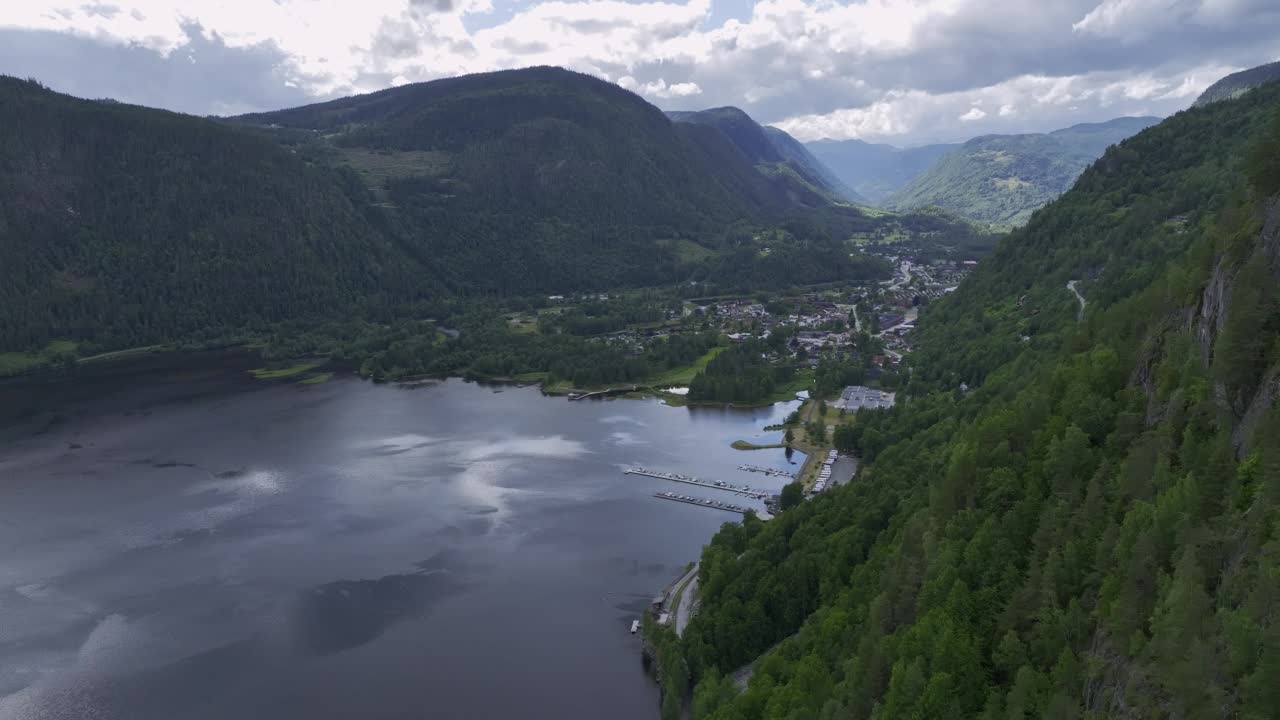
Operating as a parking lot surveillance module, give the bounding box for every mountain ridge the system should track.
[665,105,865,203]
[882,115,1160,226]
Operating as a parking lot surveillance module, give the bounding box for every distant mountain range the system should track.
[881,116,1161,226]
[806,116,1158,226]
[1194,60,1280,106]
[665,107,864,203]
[805,139,960,203]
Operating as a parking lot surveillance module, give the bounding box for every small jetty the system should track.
[568,386,638,401]
[652,492,747,514]
[624,467,767,499]
[738,464,796,479]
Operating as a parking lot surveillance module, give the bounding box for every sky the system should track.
[1,0,1277,145]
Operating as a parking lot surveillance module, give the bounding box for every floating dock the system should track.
[652,492,747,514]
[738,464,796,479]
[624,468,767,499]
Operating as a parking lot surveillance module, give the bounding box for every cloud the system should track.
[0,0,1277,142]
[0,23,322,115]
[618,75,702,98]
[959,107,986,121]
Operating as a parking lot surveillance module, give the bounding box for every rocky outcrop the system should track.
[1139,196,1280,456]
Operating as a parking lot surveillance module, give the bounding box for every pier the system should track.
[624,468,768,499]
[738,464,796,479]
[652,492,747,514]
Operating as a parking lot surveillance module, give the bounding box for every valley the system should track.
[1,39,1279,720]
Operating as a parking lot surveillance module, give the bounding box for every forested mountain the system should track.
[671,80,1280,719]
[804,138,959,203]
[884,116,1159,226]
[665,106,863,203]
[0,76,423,355]
[1195,59,1280,106]
[762,127,864,204]
[1,68,989,363]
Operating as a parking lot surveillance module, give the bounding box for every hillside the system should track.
[0,76,421,357]
[665,106,863,203]
[667,81,1280,720]
[1,69,992,368]
[237,68,803,295]
[883,116,1159,226]
[804,138,959,203]
[763,127,864,204]
[1194,59,1280,106]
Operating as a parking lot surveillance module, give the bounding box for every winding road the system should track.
[670,562,700,637]
[1067,280,1086,321]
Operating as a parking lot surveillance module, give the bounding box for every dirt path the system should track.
[1067,280,1086,321]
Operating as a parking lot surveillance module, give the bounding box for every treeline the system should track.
[0,76,424,354]
[677,87,1280,719]
[266,313,723,387]
[687,339,795,404]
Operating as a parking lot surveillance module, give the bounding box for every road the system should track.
[887,262,913,290]
[1067,280,1086,321]
[670,562,700,637]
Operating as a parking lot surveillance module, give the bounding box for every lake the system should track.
[0,359,801,719]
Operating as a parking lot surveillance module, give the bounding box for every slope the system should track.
[0,76,420,356]
[236,69,850,294]
[804,138,959,203]
[884,116,1159,226]
[1194,59,1280,107]
[672,81,1280,720]
[763,127,864,204]
[666,106,863,203]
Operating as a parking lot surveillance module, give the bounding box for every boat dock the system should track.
[624,468,767,499]
[652,492,747,514]
[738,464,796,479]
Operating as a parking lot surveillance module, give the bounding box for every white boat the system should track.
[630,619,640,634]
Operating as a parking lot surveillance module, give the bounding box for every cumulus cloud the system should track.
[618,75,701,98]
[0,0,1277,142]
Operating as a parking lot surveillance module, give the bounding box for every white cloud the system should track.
[0,0,1276,143]
[774,66,1235,142]
[618,76,702,97]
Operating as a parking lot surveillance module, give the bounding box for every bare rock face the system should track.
[1140,196,1280,457]
[1231,197,1280,454]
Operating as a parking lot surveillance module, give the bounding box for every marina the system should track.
[738,464,796,479]
[813,449,839,493]
[652,492,748,514]
[624,467,768,499]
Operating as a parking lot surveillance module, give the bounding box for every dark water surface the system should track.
[0,360,800,720]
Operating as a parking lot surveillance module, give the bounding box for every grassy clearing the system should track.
[731,440,786,450]
[656,237,716,264]
[0,340,78,376]
[299,373,332,385]
[250,362,320,379]
[648,346,726,387]
[339,147,451,181]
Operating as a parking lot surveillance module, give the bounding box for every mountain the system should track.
[2,68,990,365]
[665,106,864,203]
[668,78,1280,720]
[805,138,960,203]
[883,116,1160,226]
[762,126,864,203]
[0,76,422,356]
[1194,59,1280,106]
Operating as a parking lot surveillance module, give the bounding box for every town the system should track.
[512,253,976,386]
